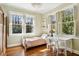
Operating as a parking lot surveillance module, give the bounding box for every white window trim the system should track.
[9,12,23,35]
[57,7,76,36]
[9,11,36,35]
[24,14,35,34]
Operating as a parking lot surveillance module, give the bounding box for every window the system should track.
[49,15,56,33]
[62,8,74,35]
[9,12,35,34]
[12,15,22,33]
[25,17,33,33]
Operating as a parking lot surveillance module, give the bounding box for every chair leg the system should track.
[51,46,56,56]
[52,46,59,56]
[47,44,51,49]
[56,47,59,56]
[47,44,49,49]
[25,47,27,51]
[64,41,67,56]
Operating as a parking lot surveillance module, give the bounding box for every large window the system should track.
[9,12,34,34]
[12,15,22,33]
[56,7,75,35]
[62,8,74,35]
[25,16,33,33]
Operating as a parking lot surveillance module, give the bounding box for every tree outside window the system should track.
[62,8,74,35]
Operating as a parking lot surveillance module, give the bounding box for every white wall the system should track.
[1,4,43,47]
[8,15,43,47]
[44,3,79,53]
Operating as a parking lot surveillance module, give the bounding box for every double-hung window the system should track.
[9,12,34,34]
[25,16,33,33]
[57,7,75,35]
[12,15,23,33]
[62,8,75,35]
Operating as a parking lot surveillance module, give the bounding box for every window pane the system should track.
[12,25,22,33]
[25,16,33,33]
[62,22,74,34]
[26,25,33,33]
[12,15,22,24]
[25,17,33,24]
[62,8,74,22]
[49,15,56,23]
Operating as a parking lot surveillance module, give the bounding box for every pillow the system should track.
[41,34,48,39]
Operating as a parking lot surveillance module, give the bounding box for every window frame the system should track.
[9,12,35,35]
[12,15,23,34]
[9,12,24,35]
[57,6,76,36]
[24,15,35,34]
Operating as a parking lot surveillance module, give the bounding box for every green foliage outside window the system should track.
[26,25,33,33]
[62,8,74,35]
[62,22,74,34]
[12,25,22,33]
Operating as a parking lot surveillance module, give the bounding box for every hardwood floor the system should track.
[6,45,79,56]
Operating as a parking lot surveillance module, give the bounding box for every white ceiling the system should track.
[5,3,62,14]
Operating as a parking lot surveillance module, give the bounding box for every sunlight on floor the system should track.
[40,49,49,52]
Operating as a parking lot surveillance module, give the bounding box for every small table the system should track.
[58,36,73,56]
[48,36,74,56]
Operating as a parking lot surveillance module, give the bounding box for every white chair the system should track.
[46,33,67,56]
[46,37,54,48]
[53,34,68,56]
[51,36,59,56]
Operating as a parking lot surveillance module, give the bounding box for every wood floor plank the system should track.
[6,45,79,56]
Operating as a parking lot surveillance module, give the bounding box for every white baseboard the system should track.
[60,46,79,55]
[66,47,79,55]
[7,43,21,48]
[72,49,79,55]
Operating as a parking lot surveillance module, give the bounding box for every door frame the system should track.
[0,7,5,55]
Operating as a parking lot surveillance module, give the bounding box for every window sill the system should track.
[9,33,35,35]
[58,34,75,37]
[9,34,22,36]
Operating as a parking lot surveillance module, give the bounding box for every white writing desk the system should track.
[48,35,76,56]
[58,36,74,56]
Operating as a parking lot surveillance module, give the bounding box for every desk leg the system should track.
[71,39,73,53]
[64,41,67,56]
